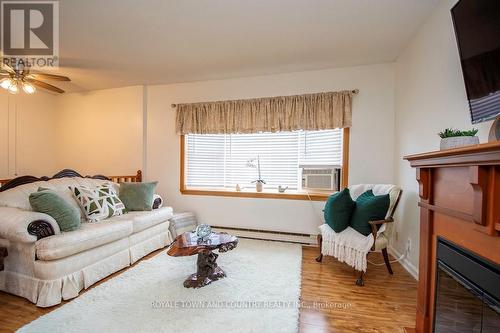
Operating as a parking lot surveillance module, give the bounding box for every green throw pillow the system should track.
[350,190,390,236]
[29,188,81,232]
[119,182,158,211]
[324,188,355,233]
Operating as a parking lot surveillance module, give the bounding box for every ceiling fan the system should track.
[0,62,70,94]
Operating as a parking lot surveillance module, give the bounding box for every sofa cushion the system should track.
[107,206,173,234]
[36,219,133,260]
[34,238,130,280]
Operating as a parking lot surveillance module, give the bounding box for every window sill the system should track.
[180,187,333,201]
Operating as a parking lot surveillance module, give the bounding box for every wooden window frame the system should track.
[179,128,350,201]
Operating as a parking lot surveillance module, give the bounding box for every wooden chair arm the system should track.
[369,218,394,250]
[368,217,394,226]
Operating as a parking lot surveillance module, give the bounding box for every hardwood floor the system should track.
[300,246,417,333]
[0,245,417,333]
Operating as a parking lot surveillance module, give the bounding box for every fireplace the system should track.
[434,238,500,332]
[405,143,500,332]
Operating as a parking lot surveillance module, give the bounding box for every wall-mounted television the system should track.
[451,0,500,124]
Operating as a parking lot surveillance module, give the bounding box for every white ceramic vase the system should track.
[256,182,263,192]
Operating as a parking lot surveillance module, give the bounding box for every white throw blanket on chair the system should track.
[319,223,385,272]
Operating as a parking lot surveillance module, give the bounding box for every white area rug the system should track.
[18,239,302,333]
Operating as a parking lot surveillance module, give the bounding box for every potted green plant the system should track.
[438,128,479,150]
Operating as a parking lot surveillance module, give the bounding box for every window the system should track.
[181,128,349,200]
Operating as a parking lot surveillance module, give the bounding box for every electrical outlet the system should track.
[405,238,411,256]
[395,231,399,241]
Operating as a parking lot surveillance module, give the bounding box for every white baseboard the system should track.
[388,245,418,280]
[212,227,317,245]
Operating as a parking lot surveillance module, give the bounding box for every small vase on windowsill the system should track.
[254,179,265,192]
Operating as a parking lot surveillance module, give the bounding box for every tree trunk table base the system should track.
[183,251,226,288]
[167,232,238,289]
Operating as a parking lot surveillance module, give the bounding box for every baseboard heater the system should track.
[211,226,317,245]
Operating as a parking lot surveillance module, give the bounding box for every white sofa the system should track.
[0,176,173,307]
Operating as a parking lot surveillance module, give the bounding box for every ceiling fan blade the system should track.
[26,78,65,93]
[28,73,71,81]
[0,63,15,74]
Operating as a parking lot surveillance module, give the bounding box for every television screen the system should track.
[451,0,500,124]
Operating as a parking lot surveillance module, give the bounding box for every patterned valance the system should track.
[175,90,353,134]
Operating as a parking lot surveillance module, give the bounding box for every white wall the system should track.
[0,86,144,180]
[146,64,395,234]
[0,91,59,179]
[30,64,393,235]
[392,0,494,274]
[55,86,144,176]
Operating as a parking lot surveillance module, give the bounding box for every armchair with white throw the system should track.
[316,184,402,286]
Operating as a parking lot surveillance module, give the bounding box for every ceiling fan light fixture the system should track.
[0,77,13,90]
[22,82,36,94]
[0,66,69,94]
[7,81,19,94]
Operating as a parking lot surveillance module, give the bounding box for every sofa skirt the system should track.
[1,249,130,307]
[0,224,172,307]
[129,223,172,264]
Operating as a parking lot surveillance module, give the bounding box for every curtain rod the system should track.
[170,89,359,108]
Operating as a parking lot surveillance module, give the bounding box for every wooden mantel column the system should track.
[404,142,500,333]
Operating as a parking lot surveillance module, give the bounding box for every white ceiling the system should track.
[47,0,440,92]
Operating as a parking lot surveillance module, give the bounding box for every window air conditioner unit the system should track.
[300,165,340,191]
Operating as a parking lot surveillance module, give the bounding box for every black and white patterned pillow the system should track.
[70,183,125,222]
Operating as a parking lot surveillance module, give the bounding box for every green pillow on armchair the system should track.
[323,188,355,233]
[350,190,390,236]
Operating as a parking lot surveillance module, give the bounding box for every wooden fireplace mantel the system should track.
[404,141,500,333]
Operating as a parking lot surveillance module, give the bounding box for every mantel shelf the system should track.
[404,141,500,168]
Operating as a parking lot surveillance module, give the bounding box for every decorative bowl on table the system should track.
[196,224,212,244]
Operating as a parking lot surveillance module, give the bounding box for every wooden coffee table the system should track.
[167,232,238,288]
